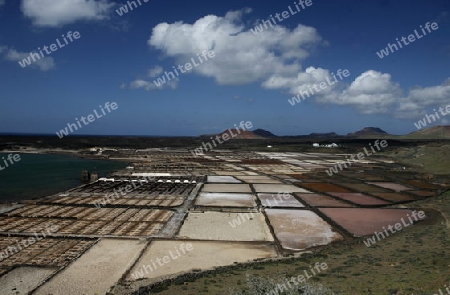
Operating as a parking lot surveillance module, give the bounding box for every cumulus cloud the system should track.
[262,66,343,102]
[265,69,404,115]
[21,0,115,27]
[395,78,450,118]
[1,46,55,71]
[405,78,450,107]
[0,0,5,7]
[266,67,450,119]
[334,70,403,114]
[148,9,324,85]
[329,71,450,118]
[126,8,449,120]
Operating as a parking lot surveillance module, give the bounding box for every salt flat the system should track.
[127,240,276,281]
[35,238,145,295]
[178,211,274,241]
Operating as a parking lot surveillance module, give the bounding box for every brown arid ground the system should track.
[387,143,450,175]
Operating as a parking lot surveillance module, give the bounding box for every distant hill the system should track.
[217,129,265,139]
[253,129,277,138]
[200,126,418,140]
[347,127,389,137]
[405,125,450,139]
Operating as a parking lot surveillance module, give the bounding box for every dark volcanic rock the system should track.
[347,127,388,137]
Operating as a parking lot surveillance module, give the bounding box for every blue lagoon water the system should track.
[0,153,127,202]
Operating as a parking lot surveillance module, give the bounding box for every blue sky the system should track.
[0,0,449,136]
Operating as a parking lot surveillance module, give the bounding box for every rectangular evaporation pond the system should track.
[370,193,417,202]
[133,173,172,177]
[236,176,283,184]
[265,209,342,251]
[298,178,323,183]
[195,193,256,207]
[286,174,314,180]
[252,184,311,193]
[236,176,275,180]
[337,183,392,193]
[297,183,351,193]
[354,174,387,181]
[201,184,252,193]
[257,193,305,208]
[294,193,353,207]
[367,182,414,192]
[325,175,362,184]
[35,239,146,295]
[327,193,390,206]
[178,212,274,242]
[207,176,242,183]
[212,171,245,176]
[127,240,276,281]
[318,208,424,237]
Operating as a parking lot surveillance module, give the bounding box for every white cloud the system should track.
[262,66,450,119]
[262,66,342,102]
[223,7,252,21]
[330,72,450,119]
[129,78,179,91]
[0,0,5,7]
[148,66,163,78]
[21,0,115,27]
[334,70,403,114]
[128,8,449,119]
[395,78,450,119]
[405,79,450,107]
[1,47,55,71]
[147,9,324,85]
[130,79,149,89]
